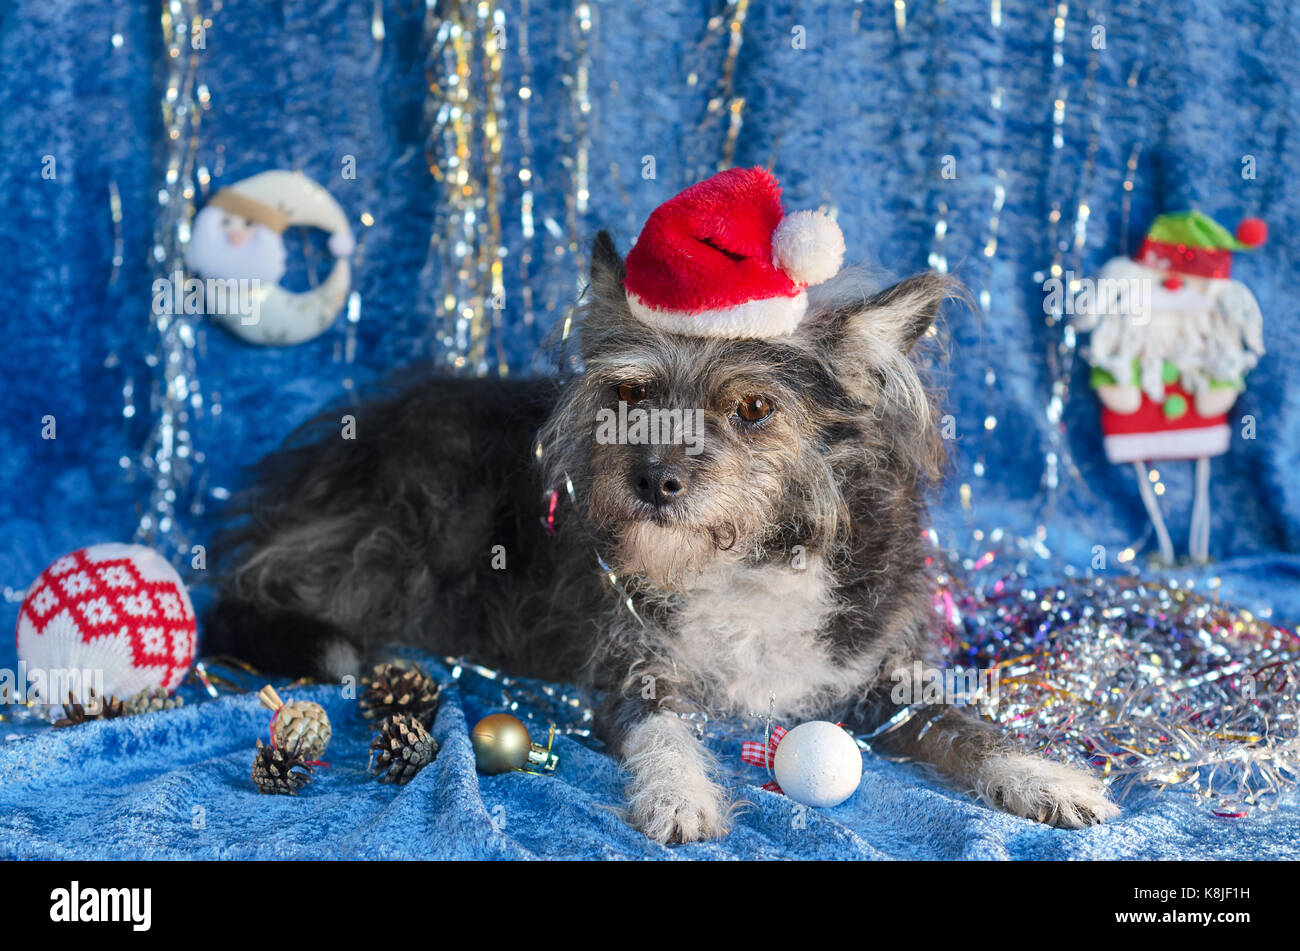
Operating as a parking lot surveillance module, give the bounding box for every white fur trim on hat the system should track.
[772,210,845,286]
[627,290,809,339]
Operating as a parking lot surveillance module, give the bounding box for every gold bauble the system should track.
[471,713,532,774]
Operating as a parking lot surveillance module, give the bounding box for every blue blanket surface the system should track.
[3,652,1298,860]
[2,0,1299,859]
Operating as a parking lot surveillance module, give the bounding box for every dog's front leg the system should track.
[867,704,1119,828]
[602,691,730,844]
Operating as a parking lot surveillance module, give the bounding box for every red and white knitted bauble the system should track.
[623,167,845,339]
[15,544,196,701]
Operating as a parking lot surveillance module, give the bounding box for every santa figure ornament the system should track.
[623,166,845,338]
[186,170,355,346]
[16,544,197,703]
[1076,210,1266,563]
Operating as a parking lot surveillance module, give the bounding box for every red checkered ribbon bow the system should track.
[741,725,787,792]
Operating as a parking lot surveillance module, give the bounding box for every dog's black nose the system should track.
[632,463,688,507]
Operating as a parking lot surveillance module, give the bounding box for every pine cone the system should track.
[370,714,439,785]
[257,686,332,761]
[271,700,332,761]
[123,687,184,716]
[361,663,441,725]
[53,690,126,728]
[251,739,314,795]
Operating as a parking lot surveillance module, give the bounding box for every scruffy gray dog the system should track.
[208,184,1118,841]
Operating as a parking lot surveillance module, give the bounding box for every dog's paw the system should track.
[629,775,729,844]
[975,753,1119,828]
[622,714,730,844]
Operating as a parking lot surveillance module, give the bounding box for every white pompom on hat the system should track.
[772,209,847,287]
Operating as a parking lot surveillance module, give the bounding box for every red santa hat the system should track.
[623,167,846,338]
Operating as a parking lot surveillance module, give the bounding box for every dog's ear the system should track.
[588,230,626,299]
[809,273,951,480]
[830,272,952,355]
[802,271,955,403]
[580,231,635,361]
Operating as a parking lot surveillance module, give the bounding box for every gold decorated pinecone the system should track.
[370,714,439,785]
[123,687,184,716]
[258,685,331,761]
[251,739,314,795]
[360,663,441,725]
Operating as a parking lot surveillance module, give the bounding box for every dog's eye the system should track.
[617,382,652,404]
[735,395,774,423]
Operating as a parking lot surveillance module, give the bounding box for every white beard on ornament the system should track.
[1080,259,1263,401]
[185,206,288,286]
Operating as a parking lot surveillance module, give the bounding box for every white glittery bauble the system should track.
[772,721,863,808]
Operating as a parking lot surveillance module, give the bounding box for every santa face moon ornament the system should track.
[185,170,355,346]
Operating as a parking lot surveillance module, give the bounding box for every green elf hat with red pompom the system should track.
[1135,209,1267,287]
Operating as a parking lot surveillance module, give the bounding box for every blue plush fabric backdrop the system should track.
[1,0,1298,859]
